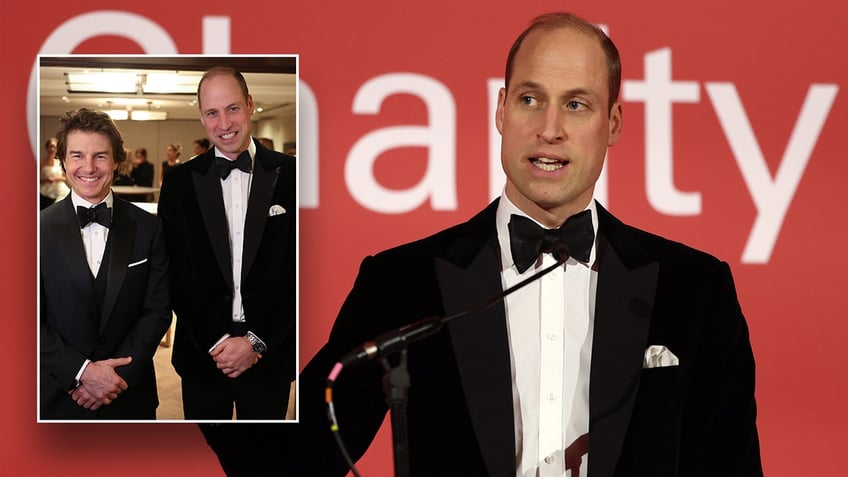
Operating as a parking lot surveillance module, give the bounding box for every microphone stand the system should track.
[382,350,411,477]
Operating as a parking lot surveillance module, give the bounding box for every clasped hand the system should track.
[210,337,261,378]
[69,356,132,410]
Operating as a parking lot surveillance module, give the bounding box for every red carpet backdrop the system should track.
[4,0,846,475]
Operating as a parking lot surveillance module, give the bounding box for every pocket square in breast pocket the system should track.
[268,204,286,216]
[127,258,148,268]
[642,345,679,369]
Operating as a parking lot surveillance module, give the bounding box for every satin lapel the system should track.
[589,229,659,477]
[99,200,134,332]
[241,151,279,282]
[192,160,234,290]
[55,197,95,305]
[437,232,516,475]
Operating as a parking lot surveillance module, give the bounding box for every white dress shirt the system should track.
[71,191,112,277]
[216,140,256,325]
[496,194,599,477]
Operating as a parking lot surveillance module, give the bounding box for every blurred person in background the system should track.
[160,143,181,185]
[40,137,70,210]
[190,138,210,159]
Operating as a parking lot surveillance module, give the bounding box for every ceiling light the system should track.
[131,110,168,121]
[105,110,129,120]
[66,72,138,94]
[142,72,201,94]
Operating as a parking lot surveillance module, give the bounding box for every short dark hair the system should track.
[194,138,210,150]
[197,66,250,110]
[56,108,127,166]
[504,12,621,112]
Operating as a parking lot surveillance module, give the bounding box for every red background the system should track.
[4,1,847,475]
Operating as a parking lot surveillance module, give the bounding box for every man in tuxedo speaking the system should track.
[203,12,763,476]
[39,108,172,420]
[158,66,297,421]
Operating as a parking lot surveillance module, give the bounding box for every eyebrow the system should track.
[68,149,110,156]
[512,81,599,100]
[511,80,543,92]
[203,102,240,113]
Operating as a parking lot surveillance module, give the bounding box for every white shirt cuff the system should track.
[74,359,91,388]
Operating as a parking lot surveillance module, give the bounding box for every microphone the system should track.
[338,252,568,368]
[339,316,443,367]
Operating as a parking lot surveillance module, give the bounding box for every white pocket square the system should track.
[127,258,148,268]
[268,204,286,216]
[642,345,679,369]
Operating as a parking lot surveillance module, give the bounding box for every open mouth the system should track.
[530,157,567,172]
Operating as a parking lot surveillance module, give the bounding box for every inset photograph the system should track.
[37,55,298,423]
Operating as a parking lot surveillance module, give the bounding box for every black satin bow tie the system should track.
[508,210,594,273]
[77,203,111,228]
[216,150,252,179]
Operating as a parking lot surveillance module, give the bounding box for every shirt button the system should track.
[548,272,558,280]
[544,455,555,464]
[546,393,556,403]
[546,332,557,341]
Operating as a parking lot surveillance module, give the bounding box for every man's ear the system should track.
[607,101,623,146]
[495,87,507,135]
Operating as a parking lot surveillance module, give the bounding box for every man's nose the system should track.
[538,105,566,143]
[81,156,97,171]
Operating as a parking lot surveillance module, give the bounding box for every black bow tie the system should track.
[77,203,111,228]
[508,210,594,273]
[216,150,252,179]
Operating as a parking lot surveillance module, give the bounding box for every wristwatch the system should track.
[245,331,267,353]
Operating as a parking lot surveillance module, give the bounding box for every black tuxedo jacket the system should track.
[131,161,154,187]
[240,199,761,477]
[39,195,171,420]
[157,140,297,389]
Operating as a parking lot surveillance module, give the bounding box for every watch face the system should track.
[247,333,264,353]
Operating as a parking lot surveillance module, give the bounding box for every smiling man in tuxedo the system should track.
[202,12,762,477]
[39,108,171,420]
[157,66,297,421]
